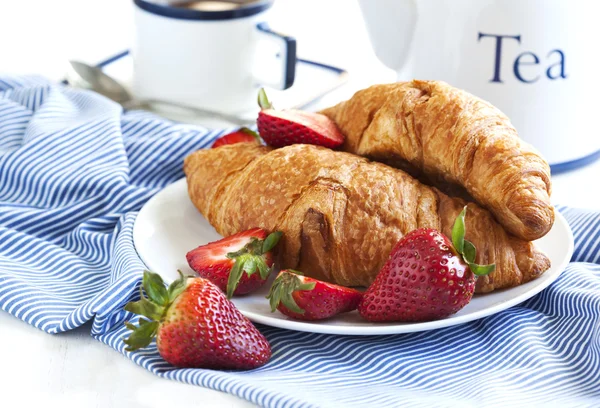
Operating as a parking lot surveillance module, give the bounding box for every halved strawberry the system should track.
[186,228,282,298]
[256,88,344,148]
[267,270,363,320]
[211,127,260,148]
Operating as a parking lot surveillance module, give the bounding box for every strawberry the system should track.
[124,271,271,369]
[186,228,282,298]
[256,88,344,148]
[267,270,363,320]
[211,127,260,148]
[358,207,495,322]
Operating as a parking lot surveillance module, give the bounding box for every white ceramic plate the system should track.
[133,178,574,335]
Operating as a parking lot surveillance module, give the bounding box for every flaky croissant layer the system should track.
[184,143,550,293]
[321,80,554,242]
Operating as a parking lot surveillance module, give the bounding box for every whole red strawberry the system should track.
[358,207,495,322]
[256,88,344,148]
[211,127,260,148]
[267,270,363,320]
[186,228,282,298]
[124,271,271,369]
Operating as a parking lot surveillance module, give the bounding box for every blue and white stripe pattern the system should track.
[1,77,599,407]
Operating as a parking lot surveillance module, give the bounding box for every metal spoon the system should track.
[67,60,250,126]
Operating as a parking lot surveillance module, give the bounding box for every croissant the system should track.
[320,80,554,242]
[183,143,550,293]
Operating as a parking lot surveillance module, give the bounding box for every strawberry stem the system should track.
[257,88,273,110]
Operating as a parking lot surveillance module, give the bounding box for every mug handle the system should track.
[255,22,297,90]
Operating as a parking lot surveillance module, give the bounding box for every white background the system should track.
[0,1,598,407]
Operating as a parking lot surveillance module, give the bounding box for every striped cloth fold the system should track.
[0,76,599,408]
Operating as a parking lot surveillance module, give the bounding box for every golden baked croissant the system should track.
[320,80,554,242]
[183,143,550,293]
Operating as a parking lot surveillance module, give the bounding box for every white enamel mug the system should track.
[358,0,600,172]
[132,0,296,114]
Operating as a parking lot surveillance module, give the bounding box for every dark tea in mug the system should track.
[169,0,261,11]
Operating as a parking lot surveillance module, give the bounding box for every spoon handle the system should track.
[122,99,251,126]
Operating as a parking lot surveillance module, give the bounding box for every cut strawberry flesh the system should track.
[266,110,341,137]
[257,109,344,148]
[198,234,259,260]
[211,131,257,148]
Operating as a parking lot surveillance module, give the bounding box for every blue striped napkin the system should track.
[1,76,599,408]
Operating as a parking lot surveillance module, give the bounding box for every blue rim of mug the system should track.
[133,0,274,21]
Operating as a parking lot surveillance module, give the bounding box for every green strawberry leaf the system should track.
[257,260,270,280]
[468,262,496,276]
[452,206,467,254]
[226,257,245,299]
[281,291,305,314]
[124,287,165,321]
[257,88,272,110]
[463,239,477,264]
[242,256,258,275]
[239,127,261,142]
[123,319,159,352]
[449,207,496,277]
[142,271,169,306]
[167,271,188,302]
[262,231,283,253]
[267,279,283,312]
[124,321,137,331]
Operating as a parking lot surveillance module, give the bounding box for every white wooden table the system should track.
[1,1,598,407]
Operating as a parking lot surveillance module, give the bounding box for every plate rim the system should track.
[133,178,575,336]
